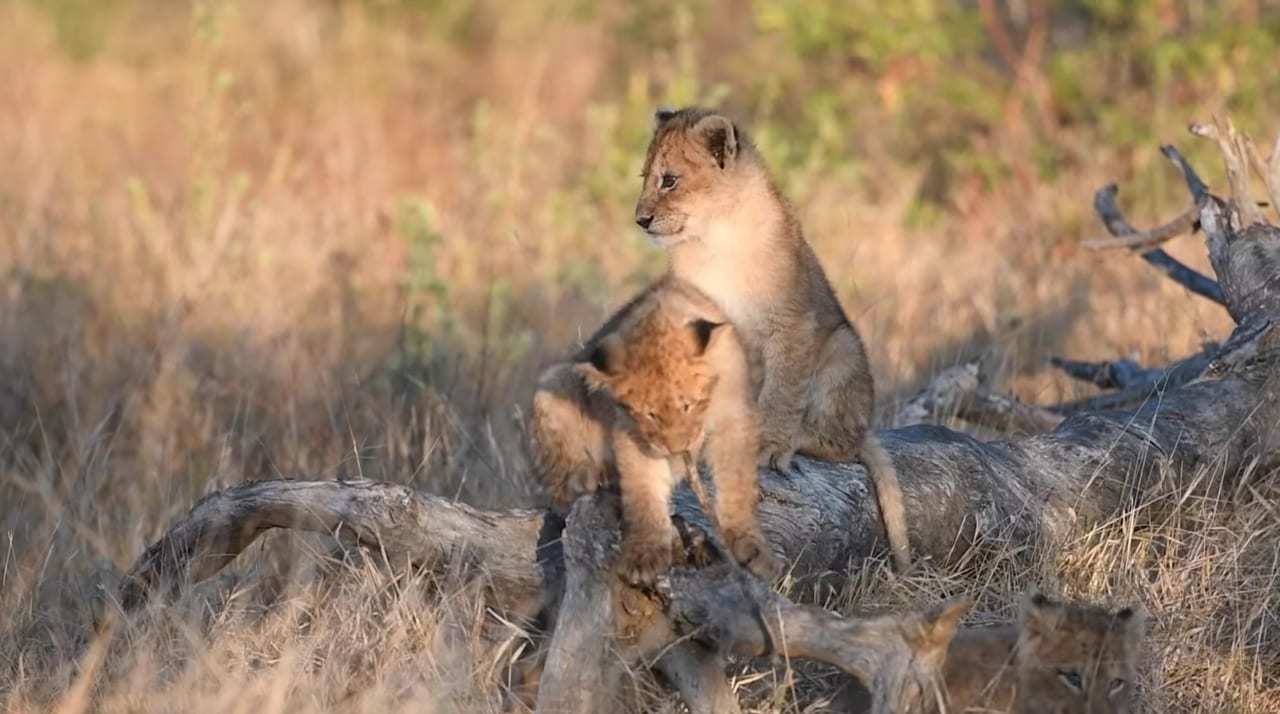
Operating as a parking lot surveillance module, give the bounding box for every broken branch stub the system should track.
[1168,133,1280,326]
[1191,117,1266,229]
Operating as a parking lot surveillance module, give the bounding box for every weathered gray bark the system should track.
[653,642,742,714]
[117,480,555,615]
[894,361,1063,433]
[119,131,1280,712]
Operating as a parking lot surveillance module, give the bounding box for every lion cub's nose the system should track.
[635,214,654,230]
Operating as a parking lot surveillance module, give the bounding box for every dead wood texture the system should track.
[893,361,1064,433]
[120,130,1280,713]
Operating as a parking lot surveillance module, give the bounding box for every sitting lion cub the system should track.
[530,277,781,585]
[895,591,1145,713]
[634,106,912,572]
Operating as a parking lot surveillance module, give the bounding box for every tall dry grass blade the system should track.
[50,618,116,714]
[1268,133,1280,220]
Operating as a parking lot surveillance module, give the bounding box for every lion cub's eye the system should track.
[1057,669,1083,693]
[660,173,678,190]
[1108,678,1127,698]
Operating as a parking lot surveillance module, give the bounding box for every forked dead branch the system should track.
[116,126,1280,712]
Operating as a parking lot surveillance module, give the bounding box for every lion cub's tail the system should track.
[863,434,912,572]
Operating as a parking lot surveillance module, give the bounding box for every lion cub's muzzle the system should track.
[634,203,687,243]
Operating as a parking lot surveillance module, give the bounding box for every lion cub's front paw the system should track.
[570,466,607,499]
[672,515,715,568]
[619,531,677,587]
[758,439,796,472]
[758,426,799,472]
[723,527,784,581]
[546,469,605,513]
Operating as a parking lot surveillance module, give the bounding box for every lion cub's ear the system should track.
[1019,590,1065,642]
[574,334,624,392]
[653,106,678,129]
[902,596,972,654]
[692,113,738,169]
[687,319,729,357]
[1112,604,1147,638]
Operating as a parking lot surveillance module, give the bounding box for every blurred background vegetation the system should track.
[4,0,1276,522]
[2,2,1279,709]
[3,0,1276,519]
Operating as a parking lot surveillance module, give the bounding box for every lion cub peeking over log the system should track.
[902,592,1145,713]
[634,106,912,571]
[530,277,781,586]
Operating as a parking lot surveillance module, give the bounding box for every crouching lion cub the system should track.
[896,592,1145,713]
[633,106,912,571]
[530,276,782,586]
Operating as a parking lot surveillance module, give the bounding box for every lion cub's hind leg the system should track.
[795,327,912,572]
[529,363,609,513]
[796,325,875,461]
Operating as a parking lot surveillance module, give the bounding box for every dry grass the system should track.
[1,1,1277,711]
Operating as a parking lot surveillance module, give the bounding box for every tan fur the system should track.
[634,106,912,571]
[909,593,1145,713]
[890,597,976,713]
[529,276,781,585]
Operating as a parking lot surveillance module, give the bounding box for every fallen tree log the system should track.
[117,129,1280,712]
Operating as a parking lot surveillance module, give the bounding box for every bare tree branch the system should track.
[1091,184,1225,305]
[1082,206,1199,251]
[1050,356,1161,390]
[1048,346,1222,416]
[1162,144,1210,204]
